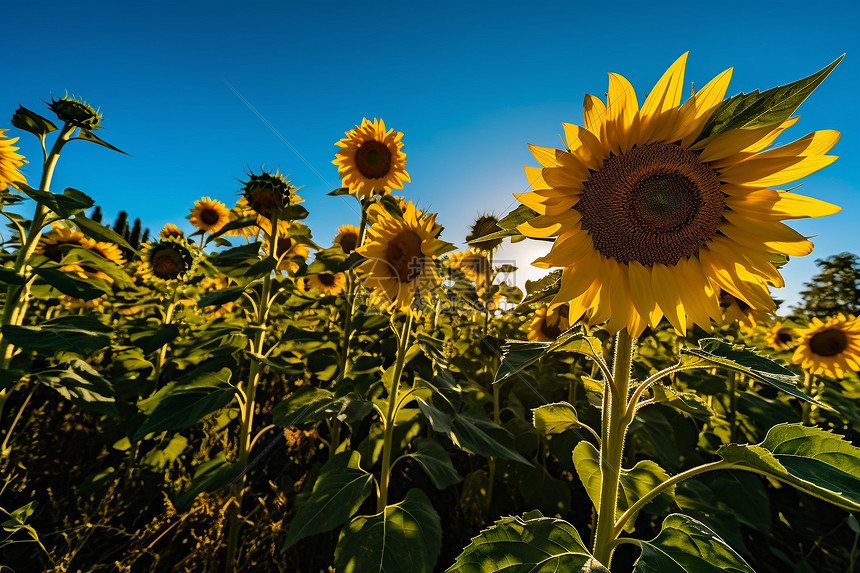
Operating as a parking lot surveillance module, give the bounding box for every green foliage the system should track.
[406,438,463,489]
[1,315,112,353]
[495,325,602,383]
[794,252,860,316]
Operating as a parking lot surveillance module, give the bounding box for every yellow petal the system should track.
[754,129,840,159]
[627,260,663,329]
[719,155,837,187]
[651,263,686,333]
[675,67,733,144]
[561,123,604,169]
[523,165,550,191]
[606,73,640,153]
[529,144,562,167]
[583,94,607,136]
[640,52,687,144]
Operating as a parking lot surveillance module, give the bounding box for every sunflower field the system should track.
[2,54,860,573]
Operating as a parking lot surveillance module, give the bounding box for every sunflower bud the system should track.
[241,169,300,219]
[142,239,194,281]
[467,215,503,253]
[48,94,102,130]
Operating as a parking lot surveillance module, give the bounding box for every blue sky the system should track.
[4,0,858,310]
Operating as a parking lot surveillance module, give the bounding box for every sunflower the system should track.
[35,226,87,261]
[35,226,124,282]
[59,295,106,312]
[487,292,506,312]
[356,201,451,311]
[301,272,347,296]
[767,321,798,351]
[188,197,230,233]
[241,169,301,219]
[467,215,503,254]
[0,129,27,190]
[527,304,571,342]
[269,236,309,274]
[333,118,410,200]
[225,197,259,237]
[793,314,860,379]
[140,239,194,281]
[448,250,491,293]
[334,224,361,254]
[515,54,840,336]
[159,223,185,239]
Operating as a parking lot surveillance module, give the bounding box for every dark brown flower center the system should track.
[200,208,220,226]
[809,328,848,357]
[778,331,793,344]
[355,140,392,179]
[318,273,336,286]
[245,187,280,218]
[339,232,359,254]
[577,143,725,266]
[151,247,184,279]
[467,216,503,251]
[386,230,424,283]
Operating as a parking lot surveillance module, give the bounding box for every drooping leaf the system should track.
[11,105,58,136]
[72,214,135,251]
[59,247,136,287]
[407,438,463,489]
[334,488,442,573]
[327,187,351,196]
[35,359,118,416]
[1,315,112,353]
[516,269,562,308]
[717,423,860,511]
[282,451,374,551]
[32,267,108,300]
[77,129,131,155]
[133,374,236,440]
[206,215,257,243]
[446,509,608,572]
[634,513,755,573]
[15,184,94,218]
[680,338,810,402]
[698,55,843,141]
[0,268,25,286]
[496,325,603,383]
[416,396,531,465]
[574,441,674,533]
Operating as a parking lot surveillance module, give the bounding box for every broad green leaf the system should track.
[495,325,602,383]
[175,454,243,510]
[35,359,119,417]
[59,247,136,287]
[698,55,843,141]
[1,501,37,533]
[11,105,57,136]
[446,509,608,572]
[407,438,463,489]
[72,214,135,251]
[282,451,373,551]
[515,464,572,516]
[335,488,442,573]
[206,215,257,243]
[574,441,674,533]
[207,242,266,277]
[717,423,860,511]
[140,434,188,470]
[327,186,350,196]
[197,286,245,308]
[279,204,309,221]
[650,385,713,420]
[416,396,531,465]
[499,205,539,230]
[516,269,562,308]
[137,361,234,414]
[1,315,112,353]
[130,323,180,354]
[680,338,810,402]
[77,129,131,155]
[271,386,343,427]
[15,184,94,218]
[0,268,25,286]
[533,402,587,435]
[305,245,353,274]
[634,513,754,573]
[133,374,236,440]
[32,267,108,300]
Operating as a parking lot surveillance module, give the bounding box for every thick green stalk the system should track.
[593,329,634,567]
[801,371,815,425]
[224,212,280,571]
[377,312,413,513]
[728,371,739,442]
[152,291,178,384]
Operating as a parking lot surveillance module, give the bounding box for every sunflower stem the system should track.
[728,370,739,442]
[801,371,816,425]
[593,329,634,567]
[377,312,413,513]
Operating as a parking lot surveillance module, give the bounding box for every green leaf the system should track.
[11,105,57,136]
[495,325,603,383]
[717,423,860,511]
[327,187,351,196]
[680,338,810,402]
[32,267,108,300]
[334,488,442,573]
[130,323,180,354]
[407,438,463,489]
[1,315,112,353]
[133,376,236,440]
[698,55,843,141]
[305,245,353,274]
[279,204,309,221]
[77,129,132,155]
[59,247,136,288]
[574,441,674,533]
[634,513,754,573]
[271,386,343,427]
[208,242,267,277]
[197,286,246,308]
[15,184,94,218]
[533,402,587,435]
[282,451,373,551]
[416,396,531,465]
[0,268,25,286]
[516,270,563,309]
[35,359,118,416]
[446,509,608,572]
[175,454,243,510]
[1,501,37,533]
[499,205,539,230]
[206,215,257,244]
[72,214,135,251]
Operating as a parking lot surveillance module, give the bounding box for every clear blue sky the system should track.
[4,0,858,310]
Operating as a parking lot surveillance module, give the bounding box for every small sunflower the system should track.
[516,54,840,336]
[767,321,798,351]
[59,295,106,312]
[35,226,87,261]
[467,215,504,254]
[159,223,185,239]
[334,224,361,254]
[333,118,410,200]
[302,272,347,296]
[140,239,194,281]
[527,304,571,342]
[35,226,123,282]
[793,314,860,379]
[448,250,491,292]
[241,169,301,219]
[0,129,27,190]
[487,292,506,312]
[188,197,230,233]
[356,201,451,311]
[268,236,309,274]
[719,290,766,331]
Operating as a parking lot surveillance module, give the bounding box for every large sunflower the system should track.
[188,197,230,233]
[516,54,840,336]
[793,314,860,379]
[0,129,27,190]
[356,201,450,311]
[333,118,410,200]
[527,304,571,342]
